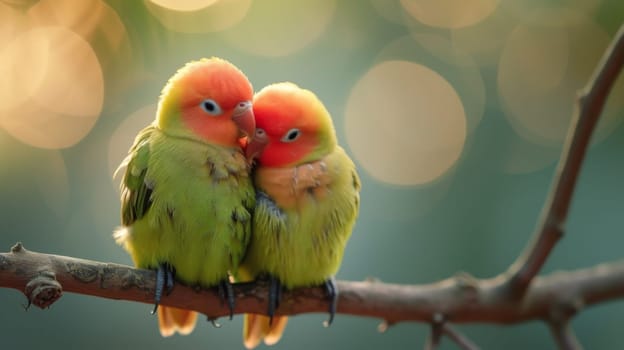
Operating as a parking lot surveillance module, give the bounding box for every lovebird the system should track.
[114,58,256,337]
[239,82,361,348]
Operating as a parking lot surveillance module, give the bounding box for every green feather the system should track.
[116,125,254,285]
[239,82,360,349]
[241,146,360,288]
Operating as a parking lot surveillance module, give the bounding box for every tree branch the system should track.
[503,23,624,295]
[548,320,583,350]
[2,243,624,326]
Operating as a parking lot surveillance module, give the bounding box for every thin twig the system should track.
[442,324,481,350]
[424,314,444,350]
[549,320,583,350]
[424,324,442,350]
[503,24,624,295]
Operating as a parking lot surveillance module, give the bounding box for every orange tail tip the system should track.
[158,306,198,337]
[243,314,265,349]
[264,316,288,346]
[243,314,289,349]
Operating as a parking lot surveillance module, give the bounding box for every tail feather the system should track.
[243,314,288,349]
[263,316,288,345]
[158,306,198,337]
[243,314,267,349]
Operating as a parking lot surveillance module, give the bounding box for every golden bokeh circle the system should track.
[498,18,623,146]
[222,0,336,57]
[450,10,516,67]
[28,0,134,83]
[149,0,218,12]
[376,35,485,135]
[345,60,467,186]
[0,26,104,149]
[145,0,252,33]
[400,0,500,29]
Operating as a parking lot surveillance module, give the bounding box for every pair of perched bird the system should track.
[114,57,361,348]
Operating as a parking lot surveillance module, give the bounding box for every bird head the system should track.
[156,57,255,148]
[246,82,337,167]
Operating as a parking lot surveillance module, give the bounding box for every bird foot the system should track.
[151,263,175,314]
[322,277,338,327]
[268,275,282,325]
[217,278,235,320]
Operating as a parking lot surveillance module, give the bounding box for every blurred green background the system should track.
[1,0,624,348]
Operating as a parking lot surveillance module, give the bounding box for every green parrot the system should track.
[239,82,361,348]
[114,57,256,336]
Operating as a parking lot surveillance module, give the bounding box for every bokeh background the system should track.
[1,0,623,348]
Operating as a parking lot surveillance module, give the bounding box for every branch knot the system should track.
[25,270,62,309]
[549,297,585,324]
[454,272,480,302]
[11,242,25,253]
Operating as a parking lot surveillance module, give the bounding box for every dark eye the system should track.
[255,128,266,137]
[200,99,222,116]
[281,128,300,142]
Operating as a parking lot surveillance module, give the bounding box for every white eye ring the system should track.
[255,128,266,137]
[281,128,301,142]
[200,99,222,116]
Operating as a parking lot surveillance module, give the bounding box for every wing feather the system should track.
[118,127,155,226]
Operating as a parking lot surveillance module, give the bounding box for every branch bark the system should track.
[2,243,624,325]
[503,23,624,296]
[549,320,583,350]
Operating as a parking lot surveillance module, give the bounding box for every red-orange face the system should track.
[247,83,322,167]
[167,58,255,147]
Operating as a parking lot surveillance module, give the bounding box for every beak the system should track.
[245,130,269,162]
[232,101,255,138]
